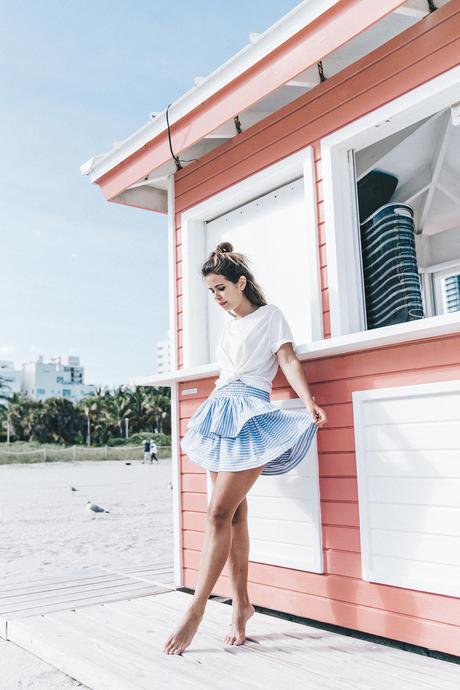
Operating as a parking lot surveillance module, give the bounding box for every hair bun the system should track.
[216,241,233,254]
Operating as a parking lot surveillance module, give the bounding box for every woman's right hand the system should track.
[305,396,327,428]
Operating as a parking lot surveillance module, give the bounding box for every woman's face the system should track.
[205,273,246,313]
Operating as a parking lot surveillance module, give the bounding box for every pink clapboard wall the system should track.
[175,2,460,656]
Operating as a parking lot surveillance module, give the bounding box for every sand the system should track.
[0,458,174,689]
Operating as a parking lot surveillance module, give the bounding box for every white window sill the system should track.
[132,311,460,388]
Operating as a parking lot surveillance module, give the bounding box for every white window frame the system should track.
[321,64,460,338]
[424,259,460,316]
[180,147,322,369]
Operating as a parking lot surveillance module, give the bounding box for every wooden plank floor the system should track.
[1,570,458,690]
[0,561,175,640]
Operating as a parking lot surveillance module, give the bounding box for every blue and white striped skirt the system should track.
[180,380,318,476]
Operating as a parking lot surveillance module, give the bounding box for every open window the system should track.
[321,67,460,338]
[354,105,460,329]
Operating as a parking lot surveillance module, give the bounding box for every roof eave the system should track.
[82,0,413,205]
[80,0,342,184]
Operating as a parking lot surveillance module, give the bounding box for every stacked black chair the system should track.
[357,170,425,330]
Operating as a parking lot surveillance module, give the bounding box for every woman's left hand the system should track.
[305,396,327,427]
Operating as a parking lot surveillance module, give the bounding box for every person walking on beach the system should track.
[142,439,150,464]
[163,242,327,655]
[150,439,159,463]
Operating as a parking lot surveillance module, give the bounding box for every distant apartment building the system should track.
[22,355,97,402]
[156,332,171,374]
[0,360,22,394]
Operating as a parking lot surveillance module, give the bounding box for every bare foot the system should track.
[162,607,203,654]
[224,602,255,645]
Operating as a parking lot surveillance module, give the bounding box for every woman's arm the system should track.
[276,342,327,427]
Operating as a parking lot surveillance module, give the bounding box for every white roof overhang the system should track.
[80,0,342,184]
[81,0,452,213]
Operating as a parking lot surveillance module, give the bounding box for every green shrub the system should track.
[107,437,129,447]
[123,432,171,446]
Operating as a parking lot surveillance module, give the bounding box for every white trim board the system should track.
[169,381,183,588]
[132,309,460,388]
[167,174,178,373]
[321,64,460,337]
[167,175,183,588]
[181,147,323,370]
[205,397,323,573]
[353,378,460,598]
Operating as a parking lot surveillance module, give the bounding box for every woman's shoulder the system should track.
[261,303,279,314]
[223,303,279,327]
[252,303,282,322]
[253,303,278,321]
[264,303,283,317]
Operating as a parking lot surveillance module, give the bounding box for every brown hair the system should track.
[201,241,267,316]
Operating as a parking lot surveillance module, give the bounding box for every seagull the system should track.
[69,485,78,492]
[166,482,173,490]
[85,501,110,514]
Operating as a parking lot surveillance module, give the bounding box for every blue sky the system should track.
[0,0,299,387]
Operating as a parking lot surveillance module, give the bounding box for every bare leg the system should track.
[162,464,265,654]
[209,472,255,645]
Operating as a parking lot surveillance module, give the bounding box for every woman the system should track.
[163,242,327,655]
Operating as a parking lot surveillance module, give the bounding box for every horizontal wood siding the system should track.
[175,3,460,655]
[175,0,460,362]
[179,338,460,655]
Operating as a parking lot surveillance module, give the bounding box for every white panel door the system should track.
[353,379,460,597]
[206,178,312,362]
[206,398,323,572]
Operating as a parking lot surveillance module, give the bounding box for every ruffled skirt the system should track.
[180,380,318,476]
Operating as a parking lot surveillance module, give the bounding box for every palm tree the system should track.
[0,375,11,408]
[0,377,9,441]
[78,388,105,444]
[42,397,86,445]
[72,385,171,445]
[105,386,132,438]
[6,392,33,441]
[1,379,172,446]
[140,387,170,435]
[124,386,148,433]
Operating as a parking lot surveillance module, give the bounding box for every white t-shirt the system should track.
[214,303,294,394]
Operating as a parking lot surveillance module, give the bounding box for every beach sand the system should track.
[0,458,174,689]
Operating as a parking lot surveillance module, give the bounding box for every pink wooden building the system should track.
[82,0,460,658]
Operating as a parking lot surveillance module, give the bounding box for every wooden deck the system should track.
[1,564,458,690]
[0,561,175,640]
